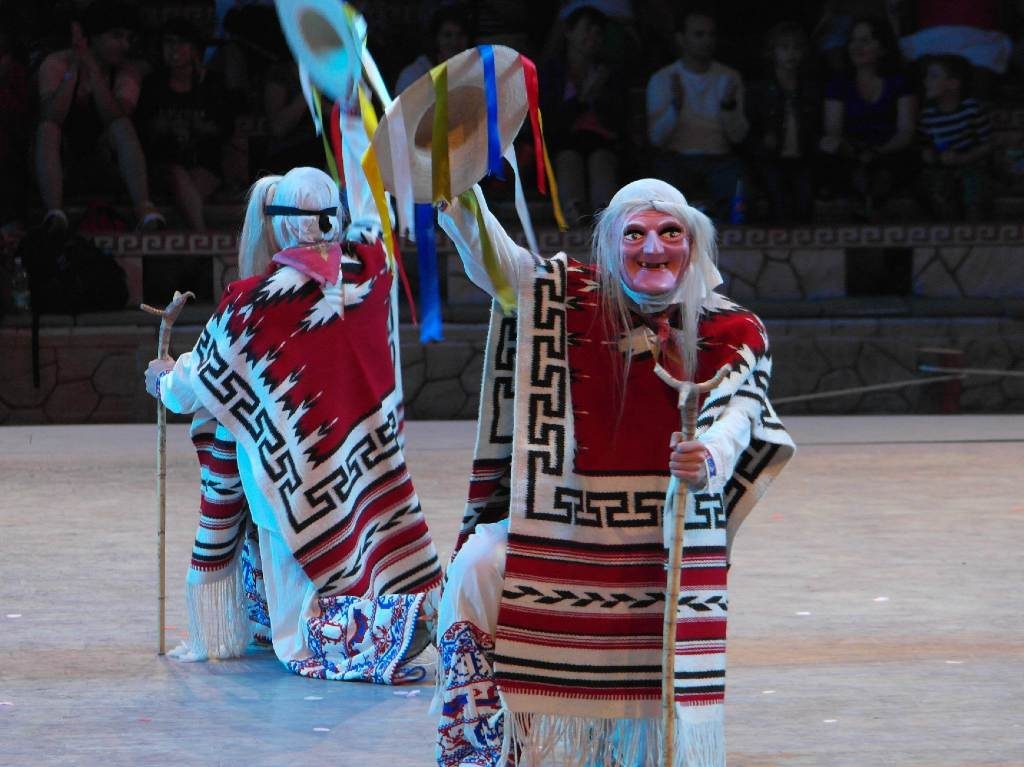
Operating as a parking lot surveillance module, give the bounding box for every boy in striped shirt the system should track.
[918,54,993,220]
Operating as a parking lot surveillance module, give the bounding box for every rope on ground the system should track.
[773,374,964,405]
[918,365,1024,378]
[774,364,1019,405]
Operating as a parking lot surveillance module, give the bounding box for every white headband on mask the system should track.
[607,178,723,310]
[266,166,342,248]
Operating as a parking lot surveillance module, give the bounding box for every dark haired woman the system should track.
[819,16,918,219]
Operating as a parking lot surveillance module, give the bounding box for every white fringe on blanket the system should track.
[168,553,249,662]
[500,705,725,767]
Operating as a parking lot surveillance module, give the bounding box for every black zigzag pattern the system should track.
[502,584,663,609]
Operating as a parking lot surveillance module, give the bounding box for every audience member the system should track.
[261,58,328,174]
[34,1,165,233]
[135,19,232,231]
[645,6,748,221]
[540,5,624,224]
[819,16,918,219]
[917,55,993,220]
[395,4,471,94]
[0,23,30,245]
[744,22,821,224]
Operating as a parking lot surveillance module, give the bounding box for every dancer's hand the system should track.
[145,358,174,399]
[669,433,708,488]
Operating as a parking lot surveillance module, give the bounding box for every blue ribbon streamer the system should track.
[478,44,505,181]
[414,203,444,343]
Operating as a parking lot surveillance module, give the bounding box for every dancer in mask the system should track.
[432,177,794,765]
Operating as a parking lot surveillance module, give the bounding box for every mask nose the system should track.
[643,230,663,255]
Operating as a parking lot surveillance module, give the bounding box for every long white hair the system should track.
[591,178,722,380]
[237,167,343,279]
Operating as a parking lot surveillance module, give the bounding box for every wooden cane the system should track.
[654,362,728,767]
[141,290,195,655]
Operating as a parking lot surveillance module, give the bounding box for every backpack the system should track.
[18,228,129,315]
[16,228,130,388]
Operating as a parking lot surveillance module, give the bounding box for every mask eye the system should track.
[623,229,643,241]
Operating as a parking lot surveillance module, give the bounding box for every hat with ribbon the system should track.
[370,44,529,204]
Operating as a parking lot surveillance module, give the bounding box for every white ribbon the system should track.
[298,65,321,137]
[386,98,416,241]
[504,145,538,255]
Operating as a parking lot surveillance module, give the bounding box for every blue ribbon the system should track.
[414,203,443,343]
[478,44,505,181]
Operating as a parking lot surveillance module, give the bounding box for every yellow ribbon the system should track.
[358,85,396,270]
[429,63,451,203]
[536,109,567,231]
[310,84,339,184]
[458,188,515,313]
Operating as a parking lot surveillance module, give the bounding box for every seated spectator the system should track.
[819,16,918,220]
[646,5,748,221]
[0,23,30,245]
[540,5,624,224]
[395,4,471,94]
[260,13,326,176]
[136,19,232,231]
[917,54,993,220]
[745,22,821,224]
[34,0,165,232]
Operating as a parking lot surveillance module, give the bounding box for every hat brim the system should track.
[372,46,528,203]
[276,0,363,103]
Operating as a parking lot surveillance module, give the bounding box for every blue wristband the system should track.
[156,368,170,399]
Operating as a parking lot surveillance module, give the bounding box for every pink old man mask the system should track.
[620,210,691,295]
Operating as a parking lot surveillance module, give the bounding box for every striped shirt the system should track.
[918,98,992,153]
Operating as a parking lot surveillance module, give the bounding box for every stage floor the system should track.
[1,416,1022,766]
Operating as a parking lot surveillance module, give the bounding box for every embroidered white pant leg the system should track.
[257,524,319,666]
[434,520,509,767]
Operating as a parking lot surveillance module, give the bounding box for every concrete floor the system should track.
[1,416,1022,767]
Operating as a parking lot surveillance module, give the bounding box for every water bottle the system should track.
[10,256,30,313]
[728,178,746,225]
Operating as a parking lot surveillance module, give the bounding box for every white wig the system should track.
[591,178,723,379]
[237,167,344,279]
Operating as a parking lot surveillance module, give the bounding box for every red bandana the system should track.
[272,242,342,285]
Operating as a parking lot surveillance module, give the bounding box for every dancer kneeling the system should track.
[144,162,441,683]
[433,179,794,765]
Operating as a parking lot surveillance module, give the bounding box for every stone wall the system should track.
[5,314,1018,425]
[3,224,1021,424]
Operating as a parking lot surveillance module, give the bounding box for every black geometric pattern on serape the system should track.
[722,438,782,520]
[538,486,663,528]
[695,354,753,432]
[502,584,664,609]
[676,594,727,612]
[686,492,726,530]
[294,460,409,561]
[734,437,780,484]
[524,257,568,521]
[489,315,517,446]
[197,344,307,529]
[296,408,403,524]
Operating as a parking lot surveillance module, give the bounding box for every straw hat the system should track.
[371,45,528,203]
[275,0,364,103]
